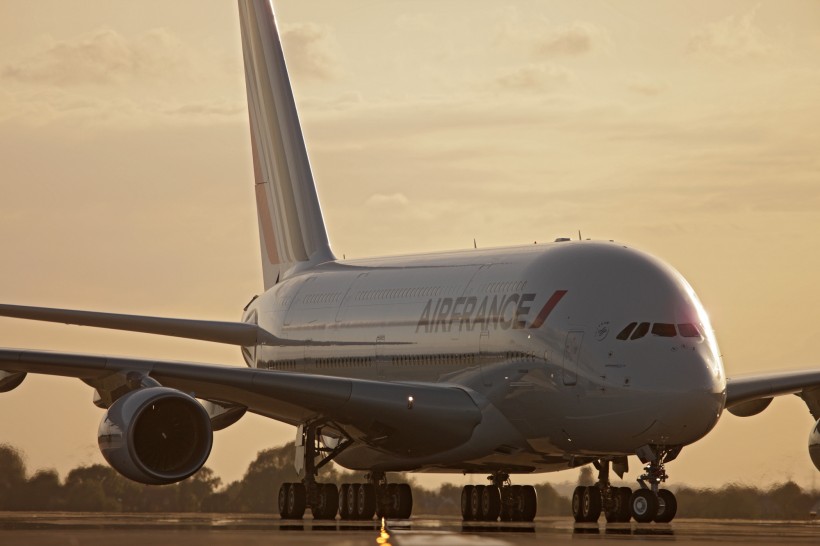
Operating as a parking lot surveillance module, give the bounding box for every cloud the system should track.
[533,22,608,58]
[2,28,189,86]
[493,63,572,92]
[626,75,666,96]
[281,23,341,81]
[365,193,410,208]
[687,5,772,60]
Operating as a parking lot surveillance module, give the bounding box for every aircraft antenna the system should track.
[578,230,582,241]
[473,238,477,249]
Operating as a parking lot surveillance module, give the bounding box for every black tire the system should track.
[287,482,307,520]
[347,483,361,519]
[461,485,475,520]
[482,486,501,522]
[314,483,338,520]
[630,489,658,523]
[397,483,413,519]
[278,482,289,518]
[571,485,586,522]
[339,483,350,520]
[520,485,537,522]
[654,489,677,523]
[471,485,485,520]
[356,483,376,520]
[617,487,632,522]
[582,485,602,523]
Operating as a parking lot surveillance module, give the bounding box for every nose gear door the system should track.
[562,331,583,386]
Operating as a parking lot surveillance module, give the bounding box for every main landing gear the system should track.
[277,424,414,520]
[460,472,537,522]
[571,449,678,524]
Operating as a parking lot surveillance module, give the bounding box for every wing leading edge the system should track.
[726,370,820,419]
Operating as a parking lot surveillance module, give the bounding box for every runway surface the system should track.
[1,513,818,545]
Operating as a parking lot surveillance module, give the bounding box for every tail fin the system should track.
[238,0,335,288]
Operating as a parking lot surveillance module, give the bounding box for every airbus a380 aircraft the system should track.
[1,0,819,525]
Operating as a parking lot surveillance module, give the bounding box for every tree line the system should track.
[0,443,816,518]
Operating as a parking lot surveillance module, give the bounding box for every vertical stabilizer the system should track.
[238,0,335,288]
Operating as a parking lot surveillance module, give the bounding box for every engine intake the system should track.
[98,387,213,485]
[810,419,820,472]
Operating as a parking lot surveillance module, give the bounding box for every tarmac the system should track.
[0,513,818,545]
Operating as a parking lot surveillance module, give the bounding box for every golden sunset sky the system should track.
[1,0,819,490]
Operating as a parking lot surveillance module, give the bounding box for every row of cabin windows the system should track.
[616,322,703,341]
[263,351,540,370]
[355,286,442,301]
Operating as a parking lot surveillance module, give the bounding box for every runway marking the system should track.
[392,531,513,546]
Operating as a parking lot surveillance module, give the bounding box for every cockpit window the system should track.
[677,323,702,338]
[630,322,650,340]
[616,322,637,340]
[616,321,703,341]
[651,323,676,337]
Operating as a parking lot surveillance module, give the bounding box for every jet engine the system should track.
[98,387,213,485]
[0,371,26,393]
[810,419,820,472]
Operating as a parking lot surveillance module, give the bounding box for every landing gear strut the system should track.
[278,424,350,520]
[460,472,537,522]
[571,459,630,523]
[571,448,679,524]
[631,446,678,523]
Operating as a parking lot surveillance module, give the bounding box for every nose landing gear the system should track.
[571,448,680,524]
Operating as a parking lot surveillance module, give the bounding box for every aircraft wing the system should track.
[725,370,820,419]
[0,348,481,457]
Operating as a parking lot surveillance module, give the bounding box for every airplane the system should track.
[1,0,819,524]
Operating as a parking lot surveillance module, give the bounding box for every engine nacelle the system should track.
[810,419,820,472]
[98,387,213,485]
[0,371,26,393]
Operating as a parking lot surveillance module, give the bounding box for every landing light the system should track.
[407,396,414,410]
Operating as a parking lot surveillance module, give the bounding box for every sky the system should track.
[1,0,819,491]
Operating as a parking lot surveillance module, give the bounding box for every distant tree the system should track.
[0,444,27,509]
[577,466,595,486]
[535,483,570,516]
[16,470,62,510]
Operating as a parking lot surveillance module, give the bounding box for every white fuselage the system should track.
[244,241,726,474]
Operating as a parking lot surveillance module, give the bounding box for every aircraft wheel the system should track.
[397,483,413,519]
[571,485,586,522]
[654,489,677,523]
[617,487,633,522]
[520,485,537,522]
[482,486,501,521]
[630,489,658,523]
[313,483,338,520]
[356,483,377,520]
[581,485,602,522]
[471,485,485,520]
[286,482,306,519]
[461,485,475,520]
[278,482,289,518]
[338,483,351,519]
